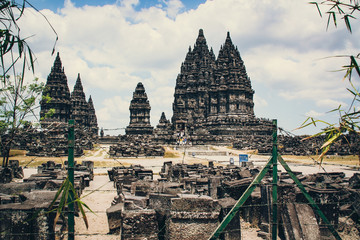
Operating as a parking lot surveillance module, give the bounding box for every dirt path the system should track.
[75,171,119,239]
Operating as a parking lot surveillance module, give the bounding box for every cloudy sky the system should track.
[17,0,360,135]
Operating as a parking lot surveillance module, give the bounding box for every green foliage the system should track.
[0,0,57,167]
[49,177,93,230]
[0,0,57,82]
[0,75,46,166]
[299,1,360,163]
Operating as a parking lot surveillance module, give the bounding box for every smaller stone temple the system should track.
[125,82,154,135]
[153,112,172,143]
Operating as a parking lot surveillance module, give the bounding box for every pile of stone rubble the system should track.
[109,135,165,157]
[106,162,360,240]
[0,160,94,239]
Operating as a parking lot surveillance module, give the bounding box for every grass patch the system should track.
[283,155,360,166]
[1,149,27,157]
[163,147,180,158]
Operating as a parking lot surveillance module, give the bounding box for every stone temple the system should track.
[40,52,98,135]
[169,29,272,144]
[125,82,154,135]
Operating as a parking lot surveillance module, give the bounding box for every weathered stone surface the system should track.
[40,52,71,124]
[218,197,241,240]
[106,202,123,234]
[106,160,359,239]
[280,203,321,240]
[121,209,158,240]
[0,161,94,240]
[109,135,164,157]
[0,160,23,183]
[169,29,273,145]
[0,204,56,240]
[166,194,220,240]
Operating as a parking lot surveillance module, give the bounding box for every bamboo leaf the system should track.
[318,145,331,165]
[76,200,89,229]
[350,55,360,77]
[343,14,354,33]
[310,2,322,17]
[6,35,15,53]
[27,45,34,73]
[49,178,67,209]
[321,131,342,149]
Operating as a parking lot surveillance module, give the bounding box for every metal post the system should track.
[208,157,272,239]
[271,119,278,239]
[68,120,75,240]
[278,155,342,240]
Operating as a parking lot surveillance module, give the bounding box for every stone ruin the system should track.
[0,160,23,184]
[1,53,98,160]
[25,123,90,157]
[105,29,359,159]
[109,135,165,158]
[0,160,94,239]
[233,132,360,156]
[106,162,360,239]
[24,52,99,157]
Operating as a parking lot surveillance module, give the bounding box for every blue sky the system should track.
[31,0,206,12]
[17,0,360,135]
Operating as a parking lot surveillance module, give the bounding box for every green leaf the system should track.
[321,131,342,149]
[310,2,322,17]
[343,14,354,33]
[27,45,35,74]
[350,55,360,77]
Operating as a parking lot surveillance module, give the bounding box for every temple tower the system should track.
[172,29,216,131]
[88,96,99,136]
[125,82,154,135]
[70,74,89,127]
[40,52,71,124]
[171,30,260,136]
[209,31,255,119]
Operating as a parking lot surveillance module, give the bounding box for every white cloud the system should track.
[16,0,360,134]
[164,0,184,19]
[305,110,324,118]
[254,95,268,107]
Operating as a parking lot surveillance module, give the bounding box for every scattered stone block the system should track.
[121,209,158,240]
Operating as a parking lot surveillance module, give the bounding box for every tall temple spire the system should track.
[40,52,71,124]
[172,29,215,131]
[52,52,62,72]
[226,31,232,44]
[88,95,99,136]
[214,31,254,117]
[70,73,89,126]
[72,73,85,97]
[195,29,206,46]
